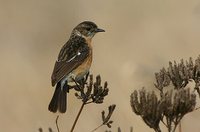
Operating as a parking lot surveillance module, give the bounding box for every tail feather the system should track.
[58,86,67,113]
[48,82,67,113]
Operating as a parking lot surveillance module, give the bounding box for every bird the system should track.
[48,21,105,113]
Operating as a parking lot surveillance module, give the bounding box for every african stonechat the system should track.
[48,21,105,113]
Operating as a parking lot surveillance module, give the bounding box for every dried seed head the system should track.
[154,56,200,92]
[73,74,109,104]
[101,104,116,128]
[130,88,163,131]
[131,87,197,132]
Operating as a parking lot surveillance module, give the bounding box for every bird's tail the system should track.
[48,82,67,113]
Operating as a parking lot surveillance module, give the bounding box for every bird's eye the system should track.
[86,27,91,31]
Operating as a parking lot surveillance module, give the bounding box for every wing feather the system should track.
[51,37,89,86]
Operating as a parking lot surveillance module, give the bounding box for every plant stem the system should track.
[56,115,60,132]
[161,119,168,128]
[70,102,85,132]
[172,122,178,132]
[154,127,161,132]
[179,121,182,132]
[90,124,103,132]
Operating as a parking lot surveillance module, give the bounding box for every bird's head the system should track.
[73,21,105,38]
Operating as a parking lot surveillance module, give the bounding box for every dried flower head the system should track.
[154,56,200,95]
[38,128,54,132]
[91,104,116,132]
[74,74,109,104]
[131,87,196,132]
[101,104,116,128]
[130,56,200,132]
[130,88,164,132]
[162,88,196,131]
[155,68,171,92]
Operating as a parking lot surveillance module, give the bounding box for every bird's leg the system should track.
[78,72,90,85]
[84,72,90,83]
[72,78,84,92]
[68,72,90,92]
[77,79,85,87]
[62,79,79,92]
[68,85,77,90]
[63,81,70,92]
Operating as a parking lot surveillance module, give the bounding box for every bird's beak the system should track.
[95,28,105,32]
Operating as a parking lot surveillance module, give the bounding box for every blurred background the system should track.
[1,0,200,131]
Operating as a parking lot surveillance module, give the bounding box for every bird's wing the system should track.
[51,38,90,86]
